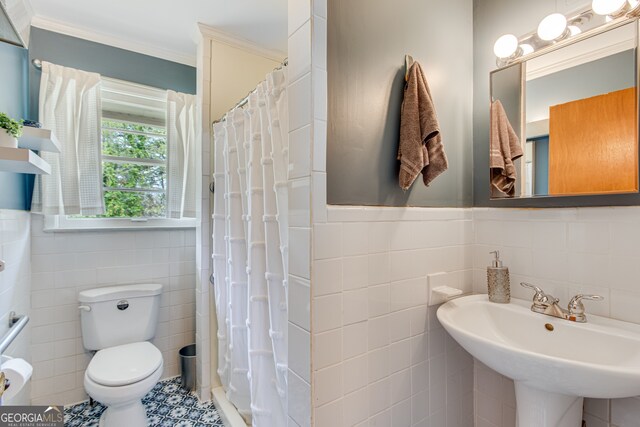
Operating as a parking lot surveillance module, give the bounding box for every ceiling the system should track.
[27,0,288,66]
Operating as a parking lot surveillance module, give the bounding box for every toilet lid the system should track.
[87,342,162,386]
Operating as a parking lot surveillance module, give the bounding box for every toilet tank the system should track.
[78,284,163,350]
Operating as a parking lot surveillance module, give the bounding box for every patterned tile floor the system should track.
[64,377,226,427]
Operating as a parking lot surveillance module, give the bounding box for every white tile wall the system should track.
[311,207,475,427]
[473,206,640,427]
[286,0,315,426]
[305,203,640,427]
[29,215,196,406]
[0,210,31,405]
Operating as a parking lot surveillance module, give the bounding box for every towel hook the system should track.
[405,54,415,82]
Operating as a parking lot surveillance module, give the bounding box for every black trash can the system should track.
[179,344,196,391]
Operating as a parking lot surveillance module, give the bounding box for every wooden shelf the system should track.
[18,127,61,153]
[0,147,51,175]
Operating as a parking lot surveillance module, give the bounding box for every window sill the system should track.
[43,215,198,232]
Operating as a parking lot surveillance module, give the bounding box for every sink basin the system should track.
[437,294,640,427]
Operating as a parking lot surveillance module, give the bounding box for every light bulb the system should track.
[592,0,627,15]
[537,13,568,41]
[568,25,582,36]
[493,34,520,58]
[520,43,534,55]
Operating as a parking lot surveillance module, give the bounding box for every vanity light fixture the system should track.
[592,0,627,16]
[493,34,521,59]
[627,0,640,16]
[492,4,630,66]
[537,13,570,41]
[568,24,582,35]
[519,43,534,55]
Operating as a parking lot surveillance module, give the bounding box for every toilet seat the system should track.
[84,358,163,427]
[87,342,162,386]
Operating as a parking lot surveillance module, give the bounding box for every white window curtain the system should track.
[166,90,197,219]
[212,67,288,427]
[31,61,104,215]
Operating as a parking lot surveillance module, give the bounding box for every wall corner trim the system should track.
[197,23,286,62]
[3,0,34,46]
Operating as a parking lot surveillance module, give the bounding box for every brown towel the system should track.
[398,61,448,190]
[490,99,523,197]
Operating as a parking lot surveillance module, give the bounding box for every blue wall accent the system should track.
[533,137,549,196]
[0,42,29,210]
[28,27,197,121]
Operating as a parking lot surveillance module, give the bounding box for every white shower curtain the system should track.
[212,67,288,427]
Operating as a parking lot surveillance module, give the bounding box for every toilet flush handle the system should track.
[78,305,91,312]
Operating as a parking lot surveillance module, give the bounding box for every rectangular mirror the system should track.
[490,21,638,200]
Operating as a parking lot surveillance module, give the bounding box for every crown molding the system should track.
[30,15,196,67]
[197,23,285,62]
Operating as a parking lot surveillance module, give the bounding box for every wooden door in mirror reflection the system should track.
[548,87,638,195]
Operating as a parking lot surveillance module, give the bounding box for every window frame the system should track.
[43,214,196,232]
[44,77,196,232]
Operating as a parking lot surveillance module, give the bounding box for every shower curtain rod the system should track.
[212,57,288,125]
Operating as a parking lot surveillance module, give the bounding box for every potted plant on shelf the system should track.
[0,113,23,149]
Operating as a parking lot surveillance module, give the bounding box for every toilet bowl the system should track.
[84,342,163,427]
[78,284,164,427]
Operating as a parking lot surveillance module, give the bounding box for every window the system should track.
[45,78,196,231]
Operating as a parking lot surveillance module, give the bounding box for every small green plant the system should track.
[0,113,23,138]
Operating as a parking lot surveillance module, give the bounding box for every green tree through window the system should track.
[100,119,167,218]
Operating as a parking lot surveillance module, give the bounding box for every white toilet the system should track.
[78,284,164,427]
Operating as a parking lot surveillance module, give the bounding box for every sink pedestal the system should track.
[438,296,640,427]
[515,382,583,427]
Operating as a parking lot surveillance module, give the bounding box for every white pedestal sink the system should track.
[437,295,640,427]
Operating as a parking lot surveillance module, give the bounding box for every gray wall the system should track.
[473,0,640,207]
[0,41,29,210]
[27,27,196,121]
[327,0,473,207]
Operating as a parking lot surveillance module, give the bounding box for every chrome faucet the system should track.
[520,282,604,323]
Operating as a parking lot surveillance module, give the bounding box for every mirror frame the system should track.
[486,17,640,208]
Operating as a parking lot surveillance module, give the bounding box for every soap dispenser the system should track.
[487,251,510,303]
